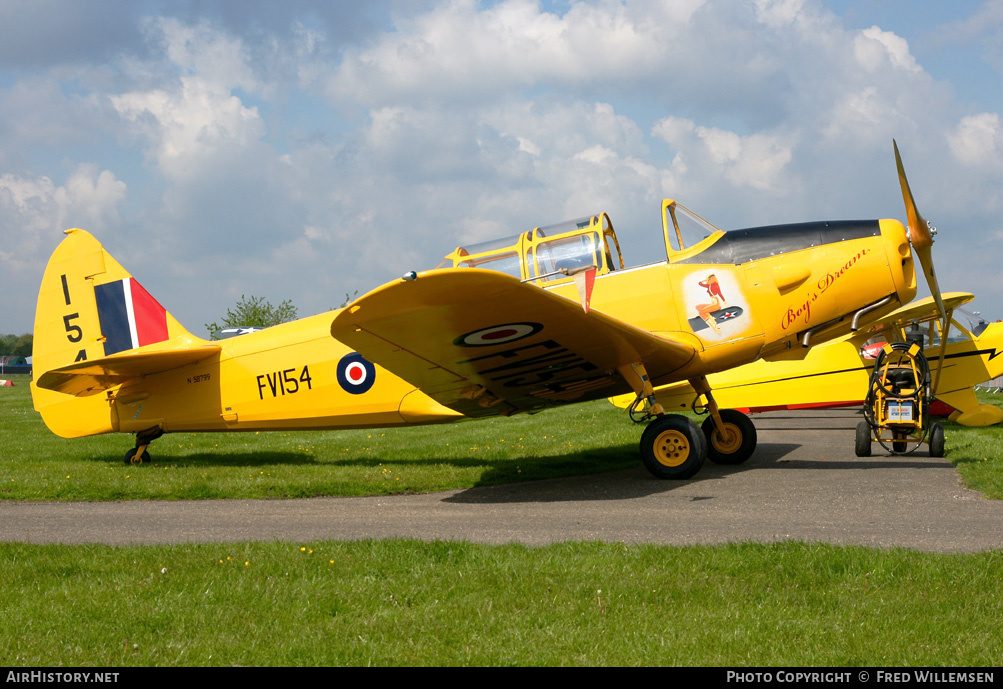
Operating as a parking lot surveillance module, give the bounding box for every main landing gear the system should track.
[701,409,758,465]
[629,370,758,479]
[640,414,706,479]
[124,427,163,464]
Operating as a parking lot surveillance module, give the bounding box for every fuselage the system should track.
[123,219,915,434]
[32,211,916,438]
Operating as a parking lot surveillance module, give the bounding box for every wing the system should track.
[331,269,697,417]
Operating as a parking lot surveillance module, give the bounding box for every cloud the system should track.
[0,166,126,258]
[653,117,793,194]
[5,1,1003,333]
[949,113,1003,170]
[854,26,921,73]
[329,0,754,111]
[111,18,269,181]
[112,77,266,180]
[0,167,127,331]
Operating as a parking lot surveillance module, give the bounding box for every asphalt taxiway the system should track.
[3,410,1001,552]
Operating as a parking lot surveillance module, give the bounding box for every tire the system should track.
[855,421,871,457]
[124,448,151,464]
[892,434,908,454]
[701,410,757,465]
[640,415,707,480]
[929,422,945,458]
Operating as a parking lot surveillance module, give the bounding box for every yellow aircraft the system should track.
[31,143,939,479]
[609,293,1003,429]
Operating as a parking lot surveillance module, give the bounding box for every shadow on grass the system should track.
[81,443,640,481]
[82,450,315,468]
[317,444,642,490]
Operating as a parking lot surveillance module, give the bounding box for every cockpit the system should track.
[436,213,625,284]
[435,200,738,285]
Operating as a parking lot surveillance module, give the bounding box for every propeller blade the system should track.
[895,140,932,250]
[893,140,947,326]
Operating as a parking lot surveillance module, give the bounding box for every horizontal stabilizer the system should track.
[36,343,221,397]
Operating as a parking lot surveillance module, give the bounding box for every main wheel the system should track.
[124,448,151,464]
[701,410,757,465]
[855,421,871,457]
[640,415,707,480]
[928,422,945,458]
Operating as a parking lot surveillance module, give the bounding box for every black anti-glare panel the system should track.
[675,220,881,265]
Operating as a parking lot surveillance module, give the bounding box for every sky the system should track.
[3,0,1003,336]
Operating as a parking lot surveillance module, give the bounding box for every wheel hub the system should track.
[711,423,742,454]
[653,430,690,467]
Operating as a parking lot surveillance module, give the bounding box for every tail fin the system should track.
[31,229,213,438]
[932,321,1003,428]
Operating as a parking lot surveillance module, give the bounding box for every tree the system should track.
[204,295,298,339]
[0,333,32,357]
[338,290,358,309]
[12,333,32,357]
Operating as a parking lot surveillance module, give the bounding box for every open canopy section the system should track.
[436,213,624,285]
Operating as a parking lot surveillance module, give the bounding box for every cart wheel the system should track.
[640,415,707,480]
[855,421,871,457]
[701,410,757,465]
[929,422,945,458]
[892,433,908,454]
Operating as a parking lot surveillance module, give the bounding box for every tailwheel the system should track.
[123,428,162,465]
[124,448,151,464]
[640,415,707,480]
[700,409,757,465]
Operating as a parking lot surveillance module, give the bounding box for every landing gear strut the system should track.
[692,376,758,466]
[125,427,163,464]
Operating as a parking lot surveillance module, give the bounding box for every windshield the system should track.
[664,201,720,252]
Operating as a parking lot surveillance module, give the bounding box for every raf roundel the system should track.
[337,353,376,394]
[454,322,543,347]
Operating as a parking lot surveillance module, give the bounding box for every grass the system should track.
[4,376,1003,666]
[1,374,638,500]
[933,390,1003,499]
[1,540,1001,666]
[3,373,1003,500]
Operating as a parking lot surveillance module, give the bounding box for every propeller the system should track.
[894,140,946,325]
[894,139,949,391]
